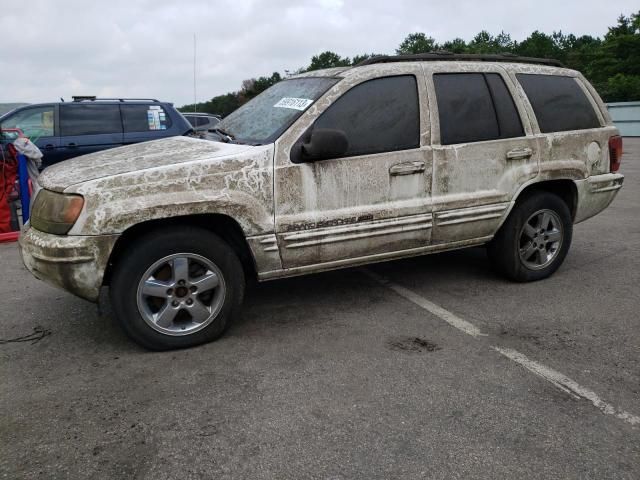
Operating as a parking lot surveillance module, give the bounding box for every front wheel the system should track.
[488,192,573,282]
[110,227,245,350]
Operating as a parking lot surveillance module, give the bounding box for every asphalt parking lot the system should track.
[1,139,639,479]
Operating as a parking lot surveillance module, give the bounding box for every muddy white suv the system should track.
[20,53,624,350]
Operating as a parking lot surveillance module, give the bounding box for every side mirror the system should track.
[301,128,348,162]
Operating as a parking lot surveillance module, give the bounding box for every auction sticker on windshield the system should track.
[274,97,314,110]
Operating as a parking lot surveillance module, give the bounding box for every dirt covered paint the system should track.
[21,60,624,302]
[19,226,118,301]
[36,137,275,237]
[40,136,253,191]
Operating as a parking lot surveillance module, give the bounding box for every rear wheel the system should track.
[488,192,572,282]
[110,227,244,350]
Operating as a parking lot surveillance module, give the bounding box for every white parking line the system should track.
[362,269,487,338]
[494,347,640,426]
[364,268,640,427]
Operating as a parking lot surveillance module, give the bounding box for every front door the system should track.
[424,65,541,244]
[274,69,433,270]
[0,104,62,168]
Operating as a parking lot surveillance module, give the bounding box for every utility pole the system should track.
[193,33,197,113]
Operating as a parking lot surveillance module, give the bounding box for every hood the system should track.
[39,136,253,192]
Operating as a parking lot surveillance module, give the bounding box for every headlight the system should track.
[30,189,84,235]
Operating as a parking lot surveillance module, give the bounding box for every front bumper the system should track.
[19,225,119,302]
[574,173,624,224]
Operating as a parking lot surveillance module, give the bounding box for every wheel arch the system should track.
[102,214,257,286]
[515,180,578,220]
[499,179,578,233]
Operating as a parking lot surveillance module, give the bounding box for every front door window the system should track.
[1,106,55,140]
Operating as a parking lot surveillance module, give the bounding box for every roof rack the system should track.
[71,96,160,102]
[356,52,564,68]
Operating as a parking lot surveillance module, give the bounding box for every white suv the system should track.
[20,53,624,350]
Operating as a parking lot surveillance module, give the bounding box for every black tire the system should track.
[487,192,572,282]
[110,227,245,350]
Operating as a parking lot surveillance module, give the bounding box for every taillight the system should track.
[608,135,623,172]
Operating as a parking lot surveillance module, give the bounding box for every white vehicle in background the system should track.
[182,112,221,133]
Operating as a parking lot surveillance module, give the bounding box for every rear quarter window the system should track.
[516,74,600,133]
[122,105,173,133]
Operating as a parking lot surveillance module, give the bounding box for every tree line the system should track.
[180,11,639,117]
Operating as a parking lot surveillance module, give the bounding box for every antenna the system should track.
[193,33,197,113]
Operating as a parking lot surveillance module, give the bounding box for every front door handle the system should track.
[506,147,533,160]
[389,161,426,176]
[67,142,78,148]
[43,144,55,150]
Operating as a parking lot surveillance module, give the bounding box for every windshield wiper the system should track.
[210,127,235,143]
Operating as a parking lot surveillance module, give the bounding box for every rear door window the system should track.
[434,73,524,145]
[516,74,600,133]
[485,73,524,139]
[60,104,122,136]
[313,75,420,157]
[122,105,173,132]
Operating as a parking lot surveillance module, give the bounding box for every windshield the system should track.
[219,77,339,144]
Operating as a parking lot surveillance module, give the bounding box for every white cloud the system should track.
[0,0,637,105]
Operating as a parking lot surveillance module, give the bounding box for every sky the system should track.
[1,0,637,106]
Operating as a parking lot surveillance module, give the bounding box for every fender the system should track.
[62,144,275,237]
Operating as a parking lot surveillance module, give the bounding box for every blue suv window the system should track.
[122,105,173,132]
[60,104,122,136]
[0,106,55,138]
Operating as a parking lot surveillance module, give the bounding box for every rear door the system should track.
[58,103,123,160]
[425,64,540,244]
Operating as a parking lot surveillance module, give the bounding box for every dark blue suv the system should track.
[0,97,192,169]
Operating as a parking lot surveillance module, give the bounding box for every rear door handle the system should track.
[67,142,77,148]
[389,161,426,176]
[506,147,533,160]
[43,144,55,150]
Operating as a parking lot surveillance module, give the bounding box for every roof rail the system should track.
[355,52,564,68]
[71,96,161,102]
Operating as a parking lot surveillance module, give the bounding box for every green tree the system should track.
[239,72,283,103]
[563,35,602,78]
[441,38,467,53]
[605,73,640,102]
[307,51,351,71]
[182,10,640,115]
[515,31,563,59]
[396,33,437,54]
[464,31,514,54]
[589,11,640,100]
[495,31,515,52]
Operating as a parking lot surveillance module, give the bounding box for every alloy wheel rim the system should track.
[136,253,226,336]
[518,209,563,270]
